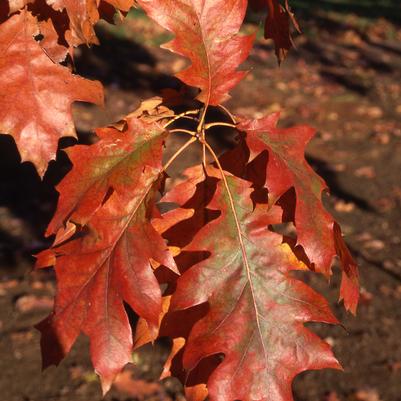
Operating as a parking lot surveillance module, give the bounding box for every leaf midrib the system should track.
[54,180,157,320]
[222,179,270,381]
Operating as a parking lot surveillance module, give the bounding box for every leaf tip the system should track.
[98,373,114,396]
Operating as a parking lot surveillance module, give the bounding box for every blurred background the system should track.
[0,1,400,400]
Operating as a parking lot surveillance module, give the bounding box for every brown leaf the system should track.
[325,391,342,401]
[46,0,135,46]
[354,166,376,179]
[354,388,382,401]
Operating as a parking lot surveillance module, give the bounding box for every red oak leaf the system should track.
[0,10,103,177]
[171,174,341,401]
[37,106,180,392]
[238,113,359,313]
[103,0,133,11]
[138,0,254,105]
[46,0,100,45]
[38,177,177,394]
[46,102,171,235]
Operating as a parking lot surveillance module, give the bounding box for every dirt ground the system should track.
[0,7,400,401]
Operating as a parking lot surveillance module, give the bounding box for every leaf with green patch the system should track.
[37,106,178,393]
[46,100,172,235]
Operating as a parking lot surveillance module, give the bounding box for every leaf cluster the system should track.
[0,1,359,400]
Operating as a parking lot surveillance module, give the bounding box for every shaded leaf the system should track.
[249,0,300,63]
[138,0,254,105]
[333,223,360,314]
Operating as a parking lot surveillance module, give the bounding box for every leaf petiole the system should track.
[218,104,237,124]
[204,122,237,130]
[168,129,197,136]
[163,110,200,128]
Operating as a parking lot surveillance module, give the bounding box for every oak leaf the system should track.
[37,110,178,393]
[238,113,359,313]
[46,102,171,235]
[0,10,103,177]
[38,181,176,394]
[138,0,254,105]
[38,18,69,63]
[171,173,341,401]
[46,0,100,45]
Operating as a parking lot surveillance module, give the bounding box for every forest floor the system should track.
[0,7,400,401]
